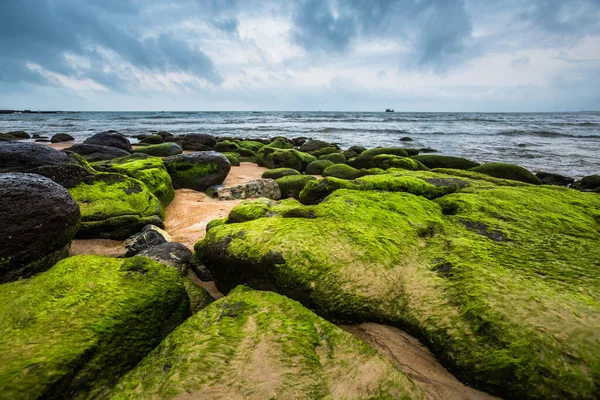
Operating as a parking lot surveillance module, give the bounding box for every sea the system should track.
[1,111,599,178]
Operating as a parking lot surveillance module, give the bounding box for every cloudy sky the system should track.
[1,0,599,111]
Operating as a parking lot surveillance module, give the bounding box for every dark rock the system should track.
[471,163,542,185]
[348,145,367,154]
[84,131,132,152]
[6,130,30,139]
[181,134,217,151]
[51,133,75,143]
[299,139,332,153]
[163,151,231,191]
[132,142,183,157]
[535,171,575,186]
[140,135,163,145]
[0,142,72,172]
[418,147,438,153]
[157,131,173,138]
[572,175,600,191]
[399,137,413,141]
[68,143,130,162]
[137,242,192,275]
[0,173,80,283]
[123,225,171,257]
[292,136,308,146]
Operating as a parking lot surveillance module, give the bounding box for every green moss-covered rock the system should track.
[93,154,175,206]
[0,255,189,399]
[261,167,300,180]
[323,164,360,180]
[68,173,165,239]
[370,154,429,171]
[349,147,410,169]
[238,140,265,153]
[276,175,317,199]
[184,278,214,314]
[197,185,600,399]
[575,174,600,191]
[431,168,530,187]
[305,159,334,175]
[139,134,163,145]
[222,152,240,166]
[319,152,346,164]
[109,286,425,399]
[411,154,480,170]
[266,137,293,149]
[214,140,239,153]
[132,142,182,157]
[163,151,231,191]
[257,148,316,172]
[310,145,339,157]
[471,162,542,184]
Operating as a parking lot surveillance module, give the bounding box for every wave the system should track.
[316,127,411,134]
[496,130,600,138]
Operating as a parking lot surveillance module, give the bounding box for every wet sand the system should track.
[342,323,497,400]
[43,141,77,150]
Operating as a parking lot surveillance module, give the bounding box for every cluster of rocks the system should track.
[1,130,599,399]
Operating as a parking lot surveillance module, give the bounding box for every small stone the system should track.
[216,179,281,200]
[124,225,171,257]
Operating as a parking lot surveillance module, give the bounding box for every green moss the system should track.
[318,152,346,164]
[411,154,480,170]
[349,147,410,169]
[431,168,530,186]
[323,164,360,180]
[184,278,214,314]
[305,159,334,175]
[579,175,600,190]
[132,143,182,157]
[68,173,165,239]
[93,154,175,206]
[196,185,600,399]
[257,149,316,172]
[261,168,301,180]
[470,162,542,184]
[0,255,189,399]
[227,198,277,223]
[164,160,218,189]
[238,140,265,153]
[206,218,226,232]
[266,137,293,149]
[222,152,240,166]
[108,287,425,399]
[370,155,429,171]
[140,134,163,144]
[214,140,240,152]
[310,145,339,157]
[276,175,317,199]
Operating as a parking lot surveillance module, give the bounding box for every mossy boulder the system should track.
[310,145,339,157]
[222,152,240,166]
[93,154,175,206]
[5,130,30,139]
[51,133,75,143]
[276,175,317,199]
[298,139,333,152]
[266,137,293,149]
[214,140,239,153]
[305,159,334,175]
[163,151,231,191]
[430,168,530,187]
[471,162,542,184]
[257,148,316,172]
[411,154,480,170]
[183,279,214,314]
[237,140,264,153]
[573,174,600,191]
[132,142,182,157]
[319,152,346,164]
[0,173,80,283]
[109,286,425,399]
[68,173,165,239]
[535,171,574,186]
[139,134,164,145]
[197,184,600,399]
[349,147,410,169]
[261,168,301,180]
[0,255,189,399]
[370,154,428,171]
[323,164,360,180]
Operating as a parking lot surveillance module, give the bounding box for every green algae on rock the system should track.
[0,255,189,399]
[184,278,214,314]
[261,167,301,180]
[93,153,175,206]
[470,162,542,184]
[411,154,480,170]
[108,286,425,400]
[370,154,429,171]
[196,183,600,399]
[348,147,410,169]
[318,152,346,164]
[68,173,165,240]
[222,152,240,166]
[276,175,317,199]
[323,164,360,180]
[163,151,231,191]
[257,148,317,172]
[305,159,334,175]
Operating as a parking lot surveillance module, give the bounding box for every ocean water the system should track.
[1,111,599,178]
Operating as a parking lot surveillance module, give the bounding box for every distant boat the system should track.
[385,108,395,112]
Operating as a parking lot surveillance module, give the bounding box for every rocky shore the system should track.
[0,130,599,399]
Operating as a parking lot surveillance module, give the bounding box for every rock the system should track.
[157,131,173,138]
[214,140,239,152]
[318,152,346,164]
[257,148,316,172]
[411,154,480,170]
[183,279,214,314]
[132,142,183,157]
[276,175,317,199]
[50,133,75,143]
[0,255,188,399]
[261,168,301,180]
[68,143,130,162]
[418,147,438,153]
[400,136,413,141]
[30,152,96,188]
[572,174,600,191]
[370,155,429,171]
[214,178,281,200]
[310,145,339,157]
[92,153,175,206]
[0,133,19,141]
[348,145,367,154]
[68,173,165,240]
[137,242,192,275]
[305,159,334,175]
[108,287,425,399]
[84,131,132,152]
[298,139,333,152]
[123,225,171,257]
[6,130,30,139]
[267,137,294,149]
[0,173,80,283]
[0,141,73,172]
[196,180,600,399]
[536,171,575,186]
[163,151,231,191]
[323,164,360,180]
[349,147,410,169]
[181,133,217,151]
[139,134,163,145]
[222,152,240,166]
[471,163,542,184]
[291,136,308,146]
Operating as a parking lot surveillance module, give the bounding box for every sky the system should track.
[0,0,599,112]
